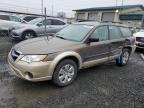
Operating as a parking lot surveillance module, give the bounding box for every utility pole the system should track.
[52,4,54,16]
[41,0,44,14]
[44,7,49,40]
[51,0,54,16]
[121,0,124,12]
[44,8,47,36]
[116,0,118,6]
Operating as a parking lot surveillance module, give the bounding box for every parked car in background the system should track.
[8,21,136,86]
[0,14,27,34]
[134,30,144,49]
[10,17,67,40]
[22,16,39,22]
[0,14,27,23]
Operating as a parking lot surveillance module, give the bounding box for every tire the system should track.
[116,48,130,66]
[52,59,78,87]
[22,31,36,40]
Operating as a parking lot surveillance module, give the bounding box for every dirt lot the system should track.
[0,37,144,108]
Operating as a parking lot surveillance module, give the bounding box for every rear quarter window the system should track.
[120,27,132,37]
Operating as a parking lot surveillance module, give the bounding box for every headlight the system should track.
[21,55,47,63]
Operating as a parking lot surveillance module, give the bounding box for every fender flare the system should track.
[48,51,83,77]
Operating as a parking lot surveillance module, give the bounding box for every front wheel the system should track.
[52,59,78,87]
[116,49,130,66]
[22,31,36,40]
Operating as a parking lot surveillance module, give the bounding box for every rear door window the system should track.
[120,27,132,37]
[109,26,122,39]
[41,19,52,25]
[0,15,10,21]
[51,19,65,25]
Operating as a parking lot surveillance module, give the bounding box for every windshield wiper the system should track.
[56,35,66,40]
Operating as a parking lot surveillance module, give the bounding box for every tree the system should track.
[57,12,66,18]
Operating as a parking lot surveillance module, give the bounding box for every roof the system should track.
[73,21,100,26]
[73,5,144,12]
[73,21,128,27]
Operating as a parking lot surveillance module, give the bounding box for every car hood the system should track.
[133,32,144,37]
[14,37,80,54]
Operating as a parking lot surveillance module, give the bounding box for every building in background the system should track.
[73,5,144,27]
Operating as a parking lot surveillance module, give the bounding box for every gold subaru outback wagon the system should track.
[8,21,136,86]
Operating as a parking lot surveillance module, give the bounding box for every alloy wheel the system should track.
[58,64,75,84]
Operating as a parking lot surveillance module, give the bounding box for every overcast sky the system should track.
[0,0,144,17]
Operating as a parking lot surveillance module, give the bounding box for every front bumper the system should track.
[8,54,53,82]
[136,41,144,49]
[10,31,22,39]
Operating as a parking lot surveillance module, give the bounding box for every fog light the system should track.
[24,72,33,79]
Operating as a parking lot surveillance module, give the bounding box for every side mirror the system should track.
[88,38,99,43]
[37,23,43,27]
[21,20,26,24]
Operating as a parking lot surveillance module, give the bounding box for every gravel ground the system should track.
[0,37,14,56]
[0,37,144,108]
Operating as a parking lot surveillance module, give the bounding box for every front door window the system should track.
[90,26,108,41]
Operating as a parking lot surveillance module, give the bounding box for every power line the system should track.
[0,2,41,11]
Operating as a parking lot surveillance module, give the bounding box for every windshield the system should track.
[55,24,94,42]
[28,17,43,25]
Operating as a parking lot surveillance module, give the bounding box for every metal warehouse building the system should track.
[73,5,144,27]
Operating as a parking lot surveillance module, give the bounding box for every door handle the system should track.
[49,26,53,28]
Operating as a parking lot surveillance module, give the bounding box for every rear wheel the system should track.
[22,31,36,40]
[116,49,130,66]
[52,59,78,87]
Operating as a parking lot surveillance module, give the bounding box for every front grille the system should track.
[136,37,144,43]
[137,43,144,47]
[11,49,20,61]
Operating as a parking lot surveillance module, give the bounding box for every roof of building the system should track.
[73,4,144,11]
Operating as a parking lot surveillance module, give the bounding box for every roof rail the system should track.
[77,20,123,24]
[77,20,100,22]
[101,21,123,24]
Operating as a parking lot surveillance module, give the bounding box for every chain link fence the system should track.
[0,29,16,57]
